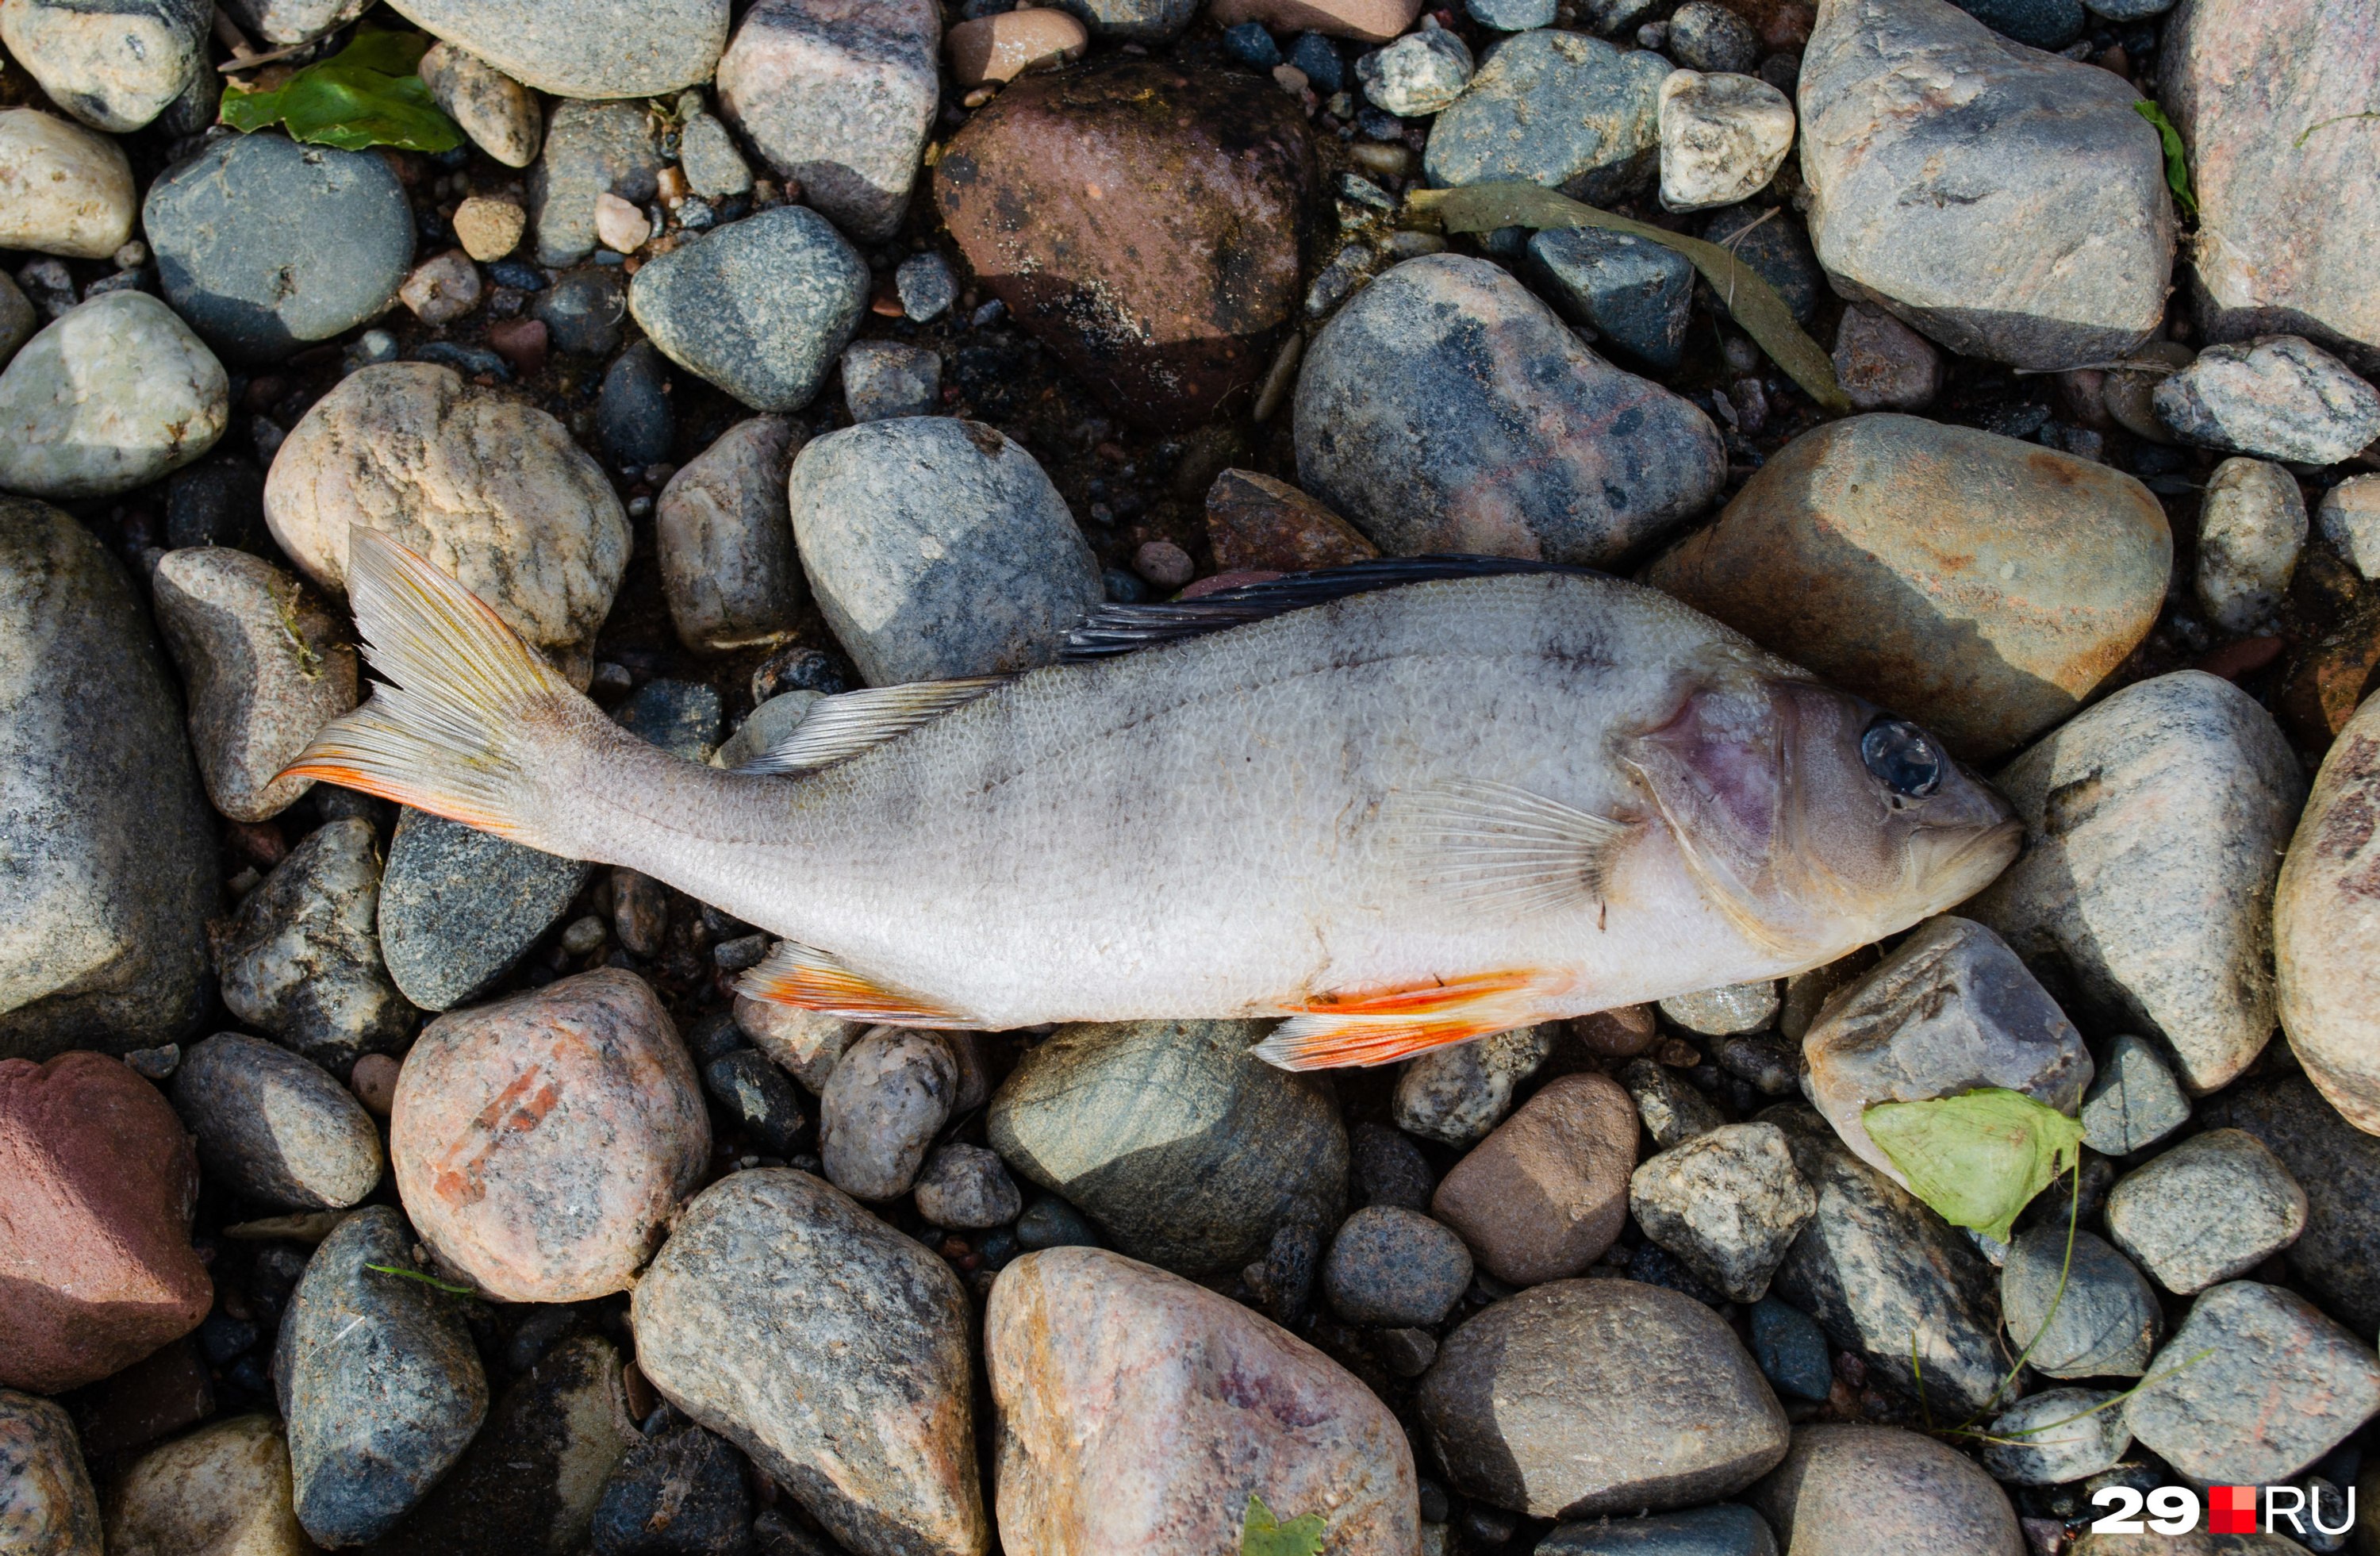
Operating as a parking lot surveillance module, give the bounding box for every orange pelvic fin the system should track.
[736,941,985,1028]
[1252,970,1554,1070]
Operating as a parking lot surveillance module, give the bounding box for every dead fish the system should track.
[287,532,2021,1069]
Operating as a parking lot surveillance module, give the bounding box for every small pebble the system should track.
[594,191,652,254]
[1357,28,1472,117]
[913,1142,1025,1228]
[1132,540,1196,590]
[1322,1204,1473,1327]
[451,197,528,263]
[399,250,483,327]
[349,1053,400,1116]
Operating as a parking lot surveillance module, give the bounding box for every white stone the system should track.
[1357,27,1473,117]
[1657,70,1794,213]
[0,108,135,259]
[0,291,227,501]
[1979,1389,2131,1485]
[419,42,544,168]
[595,191,651,254]
[2318,474,2380,581]
[0,0,207,133]
[2194,457,2305,635]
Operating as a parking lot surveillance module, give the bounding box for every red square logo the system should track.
[2209,1485,2259,1535]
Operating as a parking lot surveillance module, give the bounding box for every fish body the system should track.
[294,535,2021,1066]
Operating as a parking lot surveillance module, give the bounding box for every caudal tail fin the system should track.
[282,528,593,852]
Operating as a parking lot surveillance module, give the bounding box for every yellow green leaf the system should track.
[2132,101,2198,218]
[1406,181,1851,414]
[221,29,461,154]
[1242,1493,1327,1556]
[1864,1088,2086,1245]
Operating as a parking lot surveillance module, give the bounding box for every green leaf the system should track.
[1863,1088,2086,1246]
[2132,101,2198,218]
[363,1262,478,1296]
[221,29,461,153]
[1242,1493,1327,1556]
[1406,181,1851,415]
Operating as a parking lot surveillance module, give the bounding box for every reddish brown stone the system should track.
[1430,1072,1637,1287]
[1205,468,1378,574]
[0,1052,210,1393]
[934,61,1316,432]
[1572,1004,1658,1058]
[2282,604,2380,748]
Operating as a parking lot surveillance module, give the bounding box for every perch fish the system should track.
[286,532,2021,1068]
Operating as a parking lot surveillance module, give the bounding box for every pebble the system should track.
[0,109,134,259]
[895,251,958,323]
[1629,1122,1817,1303]
[1660,980,1779,1035]
[733,997,866,1093]
[1766,1106,2009,1416]
[392,969,709,1301]
[0,1391,100,1556]
[1797,0,2171,369]
[0,291,227,500]
[1971,670,2302,1093]
[0,0,206,133]
[946,7,1088,86]
[1656,69,1793,213]
[397,249,482,328]
[378,807,596,1009]
[1748,1296,1832,1403]
[144,133,414,362]
[1801,916,2092,1192]
[274,1206,489,1547]
[2162,0,2380,355]
[1205,467,1378,571]
[1621,1058,1723,1148]
[2153,336,2380,465]
[418,42,543,169]
[1350,1121,1436,1212]
[1422,1279,1789,1518]
[216,817,416,1075]
[1297,254,1724,565]
[678,109,752,201]
[816,1024,957,1200]
[1017,1194,1099,1251]
[935,61,1314,431]
[2204,1077,2380,1335]
[988,1246,1418,1551]
[1749,1426,2020,1556]
[841,339,941,422]
[657,417,804,654]
[151,547,357,823]
[2105,1128,2308,1294]
[1701,203,1823,325]
[716,0,939,240]
[597,339,674,467]
[2316,475,2380,581]
[1321,1205,1473,1327]
[534,265,631,357]
[171,1032,382,1210]
[104,1412,309,1556]
[1668,1,1760,69]
[1422,30,1671,201]
[1831,304,1943,411]
[1430,1071,1636,1286]
[530,101,663,267]
[2125,1281,2380,1486]
[630,206,868,411]
[1207,0,1419,44]
[265,362,630,683]
[350,1052,399,1115]
[593,192,650,255]
[914,1142,1023,1228]
[988,1018,1348,1273]
[385,0,728,97]
[2079,1032,2190,1155]
[788,416,1101,684]
[588,1423,750,1556]
[1978,1387,2129,1487]
[163,461,266,551]
[2000,1225,2162,1379]
[1392,1024,1555,1147]
[631,1170,988,1556]
[712,690,820,772]
[1524,225,1694,374]
[1642,414,2171,759]
[1133,539,1194,590]
[1358,27,1472,117]
[0,500,216,1056]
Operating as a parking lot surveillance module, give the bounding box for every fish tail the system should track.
[280,528,597,855]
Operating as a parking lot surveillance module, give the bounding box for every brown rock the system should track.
[1418,1279,1789,1519]
[1832,303,1942,412]
[0,1390,102,1556]
[946,9,1087,86]
[390,969,710,1302]
[1430,1071,1636,1286]
[935,61,1316,432]
[0,1053,209,1393]
[1573,1004,1658,1057]
[988,1247,1418,1552]
[2280,602,2380,747]
[1750,1424,2022,1556]
[1205,0,1418,41]
[1641,413,2171,760]
[1204,468,1378,574]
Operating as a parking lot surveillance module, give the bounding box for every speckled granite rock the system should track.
[0,292,227,500]
[0,1391,101,1556]
[103,1412,310,1556]
[217,817,415,1075]
[629,206,870,411]
[172,1032,383,1210]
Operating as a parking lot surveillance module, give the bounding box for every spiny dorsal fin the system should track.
[1381,778,1637,917]
[733,677,1010,776]
[1061,555,1599,662]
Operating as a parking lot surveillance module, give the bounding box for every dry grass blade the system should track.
[1407,182,1851,414]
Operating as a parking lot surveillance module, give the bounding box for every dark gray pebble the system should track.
[1350,1120,1437,1212]
[378,806,594,1011]
[1748,1297,1833,1404]
[1527,225,1695,374]
[589,1423,753,1556]
[535,267,630,357]
[599,340,675,467]
[1541,1503,1779,1556]
[171,1032,383,1210]
[1322,1205,1474,1327]
[704,1050,808,1157]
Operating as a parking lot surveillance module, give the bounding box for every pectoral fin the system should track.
[1251,970,1557,1070]
[1384,779,1637,916]
[736,941,986,1028]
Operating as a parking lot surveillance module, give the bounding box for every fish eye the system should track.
[1860,716,1943,799]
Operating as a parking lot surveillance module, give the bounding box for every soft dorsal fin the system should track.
[1381,778,1639,917]
[733,677,1009,776]
[1061,555,1599,662]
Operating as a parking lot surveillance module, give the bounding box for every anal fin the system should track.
[1251,970,1555,1070]
[736,941,986,1028]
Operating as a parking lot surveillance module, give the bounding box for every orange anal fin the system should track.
[1253,970,1560,1070]
[735,941,985,1028]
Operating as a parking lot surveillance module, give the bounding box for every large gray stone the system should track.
[378,808,594,1012]
[1749,1425,2021,1556]
[657,417,806,654]
[1797,0,2174,369]
[0,499,215,1059]
[2125,1281,2380,1485]
[2153,336,2380,464]
[787,417,1101,686]
[2104,1128,2308,1295]
[1629,1122,1818,1304]
[144,133,415,363]
[0,1389,100,1556]
[171,1032,384,1210]
[630,1170,988,1556]
[0,0,206,133]
[385,0,729,97]
[629,206,870,411]
[218,817,416,1076]
[0,291,228,500]
[2202,1077,2380,1334]
[528,100,663,267]
[1968,671,2302,1094]
[1422,29,1671,200]
[1294,254,1725,566]
[2001,1227,2162,1380]
[988,1019,1347,1274]
[1418,1279,1790,1519]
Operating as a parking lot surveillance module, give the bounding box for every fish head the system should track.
[1622,671,2021,959]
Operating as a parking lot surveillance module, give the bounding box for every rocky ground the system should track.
[5,0,2380,1551]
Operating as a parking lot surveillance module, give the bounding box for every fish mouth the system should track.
[1921,817,2025,896]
